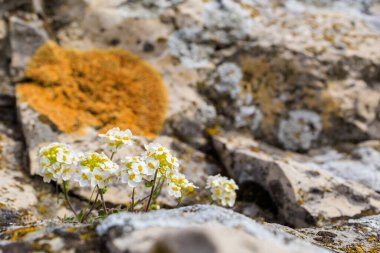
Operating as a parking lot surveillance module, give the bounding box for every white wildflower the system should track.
[206,174,238,207]
[99,127,135,152]
[75,152,118,188]
[38,142,77,182]
[120,156,145,187]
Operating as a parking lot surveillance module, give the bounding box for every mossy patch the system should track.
[16,41,168,137]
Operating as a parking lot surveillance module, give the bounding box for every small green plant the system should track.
[37,127,238,223]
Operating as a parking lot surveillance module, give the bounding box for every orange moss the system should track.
[16,41,167,137]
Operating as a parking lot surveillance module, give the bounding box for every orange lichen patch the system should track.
[16,41,167,137]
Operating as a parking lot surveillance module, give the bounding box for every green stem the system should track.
[145,170,158,212]
[131,188,135,212]
[132,194,150,208]
[62,182,78,219]
[81,187,96,218]
[110,151,115,161]
[82,190,100,223]
[98,186,108,214]
[56,183,59,204]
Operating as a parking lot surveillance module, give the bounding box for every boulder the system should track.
[213,133,380,227]
[97,205,330,253]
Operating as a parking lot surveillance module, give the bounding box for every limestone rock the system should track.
[0,132,74,226]
[278,110,322,151]
[97,205,330,253]
[0,133,37,211]
[294,214,380,253]
[9,15,48,79]
[213,133,380,227]
[306,144,380,192]
[0,0,31,17]
[0,222,99,252]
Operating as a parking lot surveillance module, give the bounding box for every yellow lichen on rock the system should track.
[16,41,167,137]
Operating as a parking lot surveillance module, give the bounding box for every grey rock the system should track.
[0,222,100,252]
[294,214,380,252]
[168,27,215,69]
[278,110,322,151]
[0,0,30,17]
[307,145,380,192]
[9,15,48,79]
[213,133,380,227]
[97,205,330,253]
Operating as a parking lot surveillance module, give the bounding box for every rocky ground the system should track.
[1,0,380,252]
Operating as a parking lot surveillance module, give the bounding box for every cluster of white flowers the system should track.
[37,128,197,199]
[206,174,238,207]
[98,127,135,152]
[38,128,239,212]
[38,142,77,183]
[75,152,119,188]
[143,143,197,198]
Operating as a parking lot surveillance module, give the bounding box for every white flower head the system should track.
[121,169,142,188]
[99,127,136,152]
[75,152,118,188]
[206,174,238,207]
[168,183,182,198]
[144,143,170,157]
[38,142,77,182]
[143,142,181,178]
[120,156,145,187]
[167,172,198,199]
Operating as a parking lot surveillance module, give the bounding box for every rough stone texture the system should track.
[9,14,48,79]
[290,214,380,253]
[305,142,380,192]
[0,132,76,227]
[278,110,322,151]
[213,133,380,227]
[0,222,100,252]
[0,0,31,17]
[97,205,330,253]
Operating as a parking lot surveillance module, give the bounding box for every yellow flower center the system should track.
[81,173,88,180]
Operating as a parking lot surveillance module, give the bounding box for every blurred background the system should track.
[1,0,380,252]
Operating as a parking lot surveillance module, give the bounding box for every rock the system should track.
[9,15,48,79]
[278,110,322,151]
[97,205,330,253]
[0,222,100,252]
[306,144,380,192]
[0,0,31,17]
[0,134,37,211]
[294,214,380,253]
[213,133,380,227]
[0,132,76,225]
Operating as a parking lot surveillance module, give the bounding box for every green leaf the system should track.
[76,210,84,222]
[145,181,154,188]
